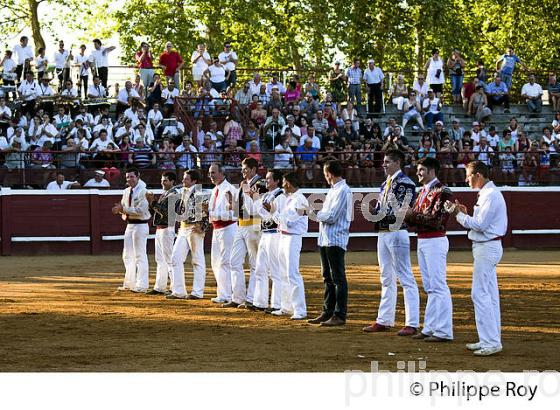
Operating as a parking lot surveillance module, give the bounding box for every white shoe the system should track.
[131,288,148,294]
[290,314,308,320]
[271,309,290,316]
[211,297,228,304]
[466,342,483,351]
[473,346,502,356]
[116,286,130,291]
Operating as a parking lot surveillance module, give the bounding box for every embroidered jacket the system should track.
[373,170,416,231]
[406,179,453,238]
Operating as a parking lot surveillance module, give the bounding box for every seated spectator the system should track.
[323,105,338,129]
[148,102,164,136]
[223,139,245,169]
[520,74,543,113]
[300,92,319,120]
[417,139,437,159]
[128,138,155,168]
[133,74,145,101]
[321,93,338,114]
[457,140,476,169]
[422,89,443,129]
[274,136,294,169]
[470,121,487,145]
[156,137,176,169]
[341,101,359,132]
[486,125,500,150]
[449,118,465,149]
[31,141,55,169]
[304,74,321,100]
[284,81,301,105]
[431,120,446,150]
[244,120,259,142]
[402,91,424,131]
[59,137,83,169]
[263,107,286,143]
[499,146,516,184]
[282,115,302,138]
[547,74,560,112]
[390,74,408,110]
[162,117,185,143]
[204,121,224,150]
[507,117,520,140]
[360,117,377,140]
[266,74,286,96]
[234,82,252,106]
[412,74,429,104]
[485,75,510,113]
[199,135,221,168]
[339,119,358,142]
[472,136,494,166]
[116,80,141,117]
[461,130,474,149]
[175,136,198,169]
[498,129,517,153]
[246,141,262,166]
[161,79,179,117]
[146,74,163,109]
[223,115,243,147]
[46,172,80,190]
[84,170,111,188]
[133,122,154,146]
[295,137,321,184]
[248,73,263,97]
[438,136,457,168]
[250,101,267,127]
[203,57,227,92]
[300,126,321,149]
[266,89,284,114]
[541,126,558,163]
[298,116,309,137]
[467,85,492,122]
[256,84,270,106]
[90,129,119,168]
[312,110,329,137]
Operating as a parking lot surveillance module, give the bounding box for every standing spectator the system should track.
[1,50,18,99]
[135,42,155,88]
[307,161,351,327]
[159,42,184,90]
[422,89,443,129]
[547,74,560,111]
[74,45,91,98]
[329,61,346,103]
[425,49,444,98]
[218,41,238,88]
[520,74,543,114]
[495,46,527,92]
[204,57,227,93]
[12,36,33,85]
[486,75,510,113]
[90,39,116,89]
[53,40,72,93]
[363,59,384,114]
[346,59,363,115]
[35,47,48,81]
[161,79,179,117]
[447,49,465,104]
[191,44,211,87]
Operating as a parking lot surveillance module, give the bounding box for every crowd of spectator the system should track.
[1,37,560,187]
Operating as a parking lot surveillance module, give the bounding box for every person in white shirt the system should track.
[168,170,209,299]
[445,161,508,356]
[204,58,227,93]
[207,163,238,304]
[363,59,385,113]
[90,39,116,88]
[162,117,185,141]
[270,172,308,320]
[472,136,494,166]
[520,74,543,113]
[35,47,48,81]
[274,135,294,169]
[116,80,141,116]
[37,114,59,146]
[191,44,212,86]
[413,74,429,104]
[18,71,39,116]
[92,116,113,140]
[250,170,287,312]
[132,122,154,145]
[425,49,444,97]
[148,103,164,133]
[248,73,263,97]
[112,168,151,293]
[60,80,79,99]
[266,74,286,95]
[218,41,238,88]
[87,75,107,99]
[84,170,111,188]
[175,136,198,169]
[46,172,80,190]
[470,121,487,144]
[422,89,444,129]
[74,44,91,98]
[12,36,34,84]
[161,79,179,116]
[299,132,321,150]
[281,115,301,138]
[0,97,12,130]
[1,50,18,99]
[54,40,72,92]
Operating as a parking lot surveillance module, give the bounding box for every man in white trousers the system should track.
[222,158,266,308]
[168,169,209,300]
[405,157,454,341]
[363,149,420,335]
[271,172,308,320]
[445,161,508,356]
[248,169,286,312]
[112,168,151,293]
[145,171,179,296]
[207,163,238,304]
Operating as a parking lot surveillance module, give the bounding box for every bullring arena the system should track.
[0,187,559,372]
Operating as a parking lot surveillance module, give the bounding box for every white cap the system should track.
[95,170,106,176]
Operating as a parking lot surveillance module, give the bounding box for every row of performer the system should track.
[111,152,508,357]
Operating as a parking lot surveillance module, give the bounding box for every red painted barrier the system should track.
[0,187,558,255]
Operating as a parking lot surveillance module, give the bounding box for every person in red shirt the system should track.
[135,42,154,88]
[159,41,184,90]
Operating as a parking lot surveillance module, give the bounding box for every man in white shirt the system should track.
[18,71,38,116]
[87,75,107,99]
[54,40,72,92]
[265,74,286,95]
[1,50,18,99]
[148,102,164,133]
[90,39,116,88]
[175,136,198,169]
[363,59,385,113]
[161,79,179,116]
[413,74,429,104]
[116,80,141,117]
[35,47,48,81]
[520,74,543,113]
[218,41,238,88]
[271,172,308,320]
[112,168,151,293]
[84,170,111,188]
[281,115,301,138]
[422,89,443,129]
[37,114,59,146]
[445,161,508,356]
[191,44,211,86]
[207,163,238,304]
[169,170,209,299]
[472,136,494,166]
[46,172,80,190]
[74,44,91,98]
[12,36,33,84]
[248,73,263,97]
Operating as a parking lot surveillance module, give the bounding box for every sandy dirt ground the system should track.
[0,250,559,372]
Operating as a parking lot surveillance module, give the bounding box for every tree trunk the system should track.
[28,0,45,52]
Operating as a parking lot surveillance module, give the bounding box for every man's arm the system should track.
[315,186,351,224]
[406,187,453,229]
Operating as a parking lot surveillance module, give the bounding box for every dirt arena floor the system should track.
[0,250,559,372]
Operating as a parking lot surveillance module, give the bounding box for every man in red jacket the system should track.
[159,41,184,90]
[405,157,454,342]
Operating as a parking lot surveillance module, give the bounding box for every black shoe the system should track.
[264,307,277,314]
[221,301,240,308]
[147,289,166,295]
[187,294,203,300]
[308,312,332,324]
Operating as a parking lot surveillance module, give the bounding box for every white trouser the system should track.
[230,225,261,304]
[211,223,237,302]
[472,241,503,348]
[154,227,176,292]
[392,96,406,110]
[279,234,307,317]
[170,226,206,297]
[417,237,453,339]
[252,231,282,309]
[376,230,419,327]
[122,223,149,290]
